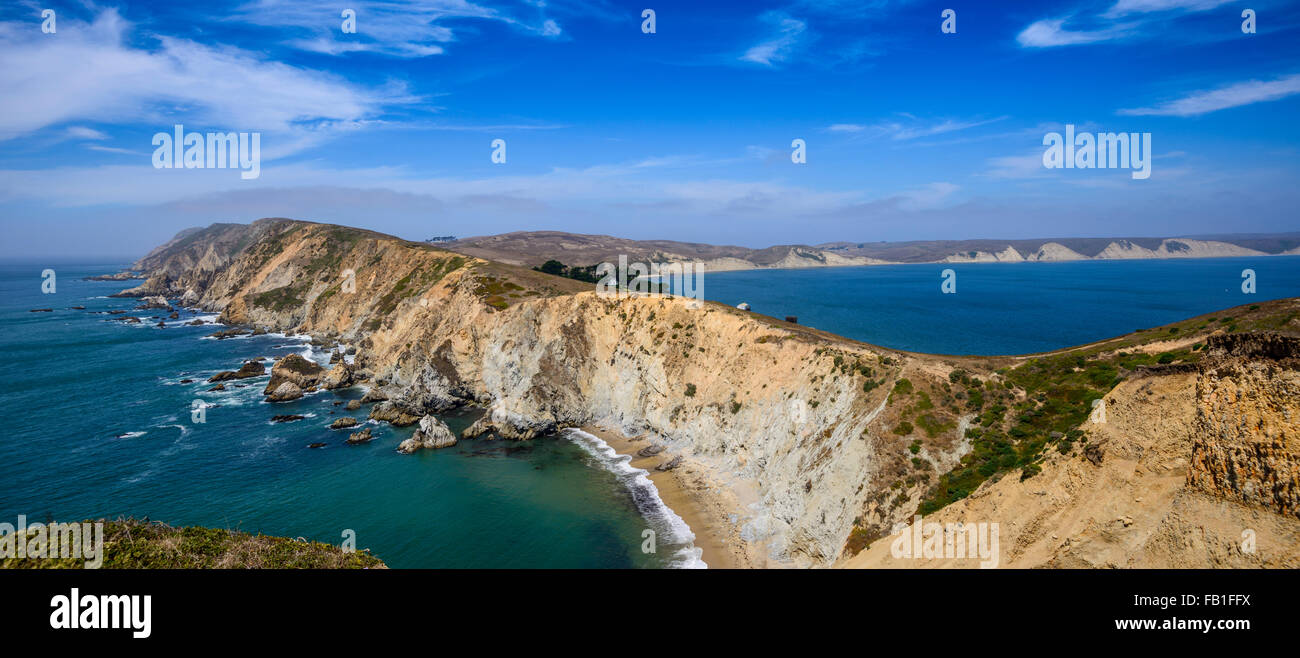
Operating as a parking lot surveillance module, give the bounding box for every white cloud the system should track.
[0,10,414,156]
[1016,18,1126,48]
[1118,74,1300,117]
[740,13,808,66]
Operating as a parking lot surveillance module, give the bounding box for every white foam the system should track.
[563,428,706,569]
[116,431,146,439]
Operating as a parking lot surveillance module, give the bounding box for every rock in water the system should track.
[209,360,266,382]
[360,387,389,403]
[345,428,374,444]
[271,414,306,423]
[368,400,421,426]
[267,381,304,402]
[397,416,458,454]
[320,363,354,390]
[330,417,359,429]
[263,354,325,395]
[136,295,171,310]
[345,399,362,411]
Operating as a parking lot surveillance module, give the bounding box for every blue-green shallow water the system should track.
[696,257,1300,355]
[0,262,699,568]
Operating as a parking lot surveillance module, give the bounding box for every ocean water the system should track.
[696,257,1300,355]
[0,262,699,568]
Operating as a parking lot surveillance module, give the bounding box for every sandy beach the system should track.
[579,425,768,569]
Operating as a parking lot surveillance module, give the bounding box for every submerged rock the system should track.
[271,414,306,423]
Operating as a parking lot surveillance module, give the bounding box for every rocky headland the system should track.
[118,218,1300,568]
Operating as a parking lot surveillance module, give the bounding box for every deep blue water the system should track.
[696,257,1300,355]
[0,262,698,568]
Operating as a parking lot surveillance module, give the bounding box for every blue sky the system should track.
[1,0,1298,258]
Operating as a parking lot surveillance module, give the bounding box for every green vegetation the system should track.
[250,283,308,312]
[1,518,384,569]
[534,259,602,283]
[685,383,697,397]
[915,339,1208,515]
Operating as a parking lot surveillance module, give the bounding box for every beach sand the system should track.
[580,425,768,569]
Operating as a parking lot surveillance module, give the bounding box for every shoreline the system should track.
[577,424,768,569]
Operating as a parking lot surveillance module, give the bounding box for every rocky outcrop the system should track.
[368,400,421,427]
[136,295,172,310]
[263,354,325,396]
[397,415,458,453]
[1188,334,1300,518]
[320,363,354,390]
[267,381,304,402]
[329,417,359,430]
[345,428,374,444]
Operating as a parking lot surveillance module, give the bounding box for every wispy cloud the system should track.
[1018,0,1237,48]
[1118,74,1300,116]
[829,116,1007,141]
[1103,0,1234,18]
[231,0,567,59]
[66,126,109,140]
[0,9,415,156]
[740,12,808,66]
[1016,18,1128,48]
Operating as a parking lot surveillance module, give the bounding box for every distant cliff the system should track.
[441,230,1300,272]
[124,219,1300,567]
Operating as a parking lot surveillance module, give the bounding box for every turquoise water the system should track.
[697,257,1300,355]
[0,262,698,568]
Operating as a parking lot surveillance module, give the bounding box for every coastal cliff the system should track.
[122,219,1300,567]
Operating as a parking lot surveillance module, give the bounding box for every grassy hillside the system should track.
[1,518,385,569]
